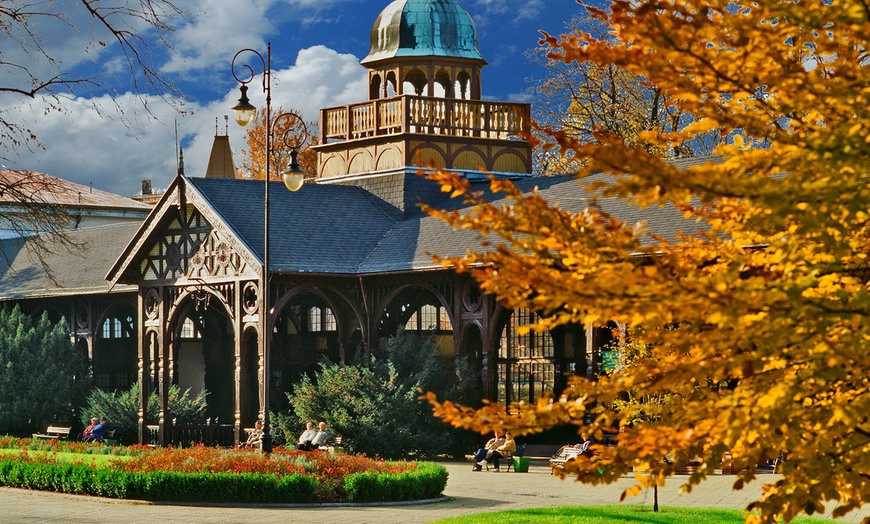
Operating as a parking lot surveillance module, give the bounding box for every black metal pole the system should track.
[261,42,274,454]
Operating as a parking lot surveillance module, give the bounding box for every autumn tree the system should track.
[0,1,183,265]
[1,0,183,161]
[238,106,318,182]
[528,13,723,175]
[426,1,870,523]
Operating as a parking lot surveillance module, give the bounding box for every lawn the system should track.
[428,505,838,523]
[0,448,121,467]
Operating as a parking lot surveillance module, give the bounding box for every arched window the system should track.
[497,308,555,406]
[370,74,382,99]
[308,307,337,332]
[403,68,427,96]
[404,303,452,333]
[179,317,201,339]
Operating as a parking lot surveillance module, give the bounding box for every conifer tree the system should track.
[0,306,89,435]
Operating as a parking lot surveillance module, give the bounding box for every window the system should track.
[497,308,555,406]
[308,307,337,332]
[404,304,452,333]
[100,315,133,339]
[179,318,201,339]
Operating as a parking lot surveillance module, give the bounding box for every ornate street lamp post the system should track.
[231,42,307,453]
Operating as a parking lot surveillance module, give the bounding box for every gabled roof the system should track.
[102,162,710,287]
[185,177,399,274]
[0,169,151,211]
[0,222,142,300]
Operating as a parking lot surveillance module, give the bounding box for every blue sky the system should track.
[1,0,587,197]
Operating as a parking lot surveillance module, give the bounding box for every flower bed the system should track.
[0,437,447,503]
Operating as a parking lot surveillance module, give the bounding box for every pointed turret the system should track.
[205,118,237,179]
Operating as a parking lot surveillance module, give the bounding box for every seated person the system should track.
[487,431,517,472]
[296,421,333,451]
[472,431,505,471]
[84,417,108,442]
[296,422,317,448]
[575,436,596,458]
[79,417,98,441]
[241,419,264,448]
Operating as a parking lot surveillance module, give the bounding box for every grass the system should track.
[0,448,122,467]
[428,505,838,523]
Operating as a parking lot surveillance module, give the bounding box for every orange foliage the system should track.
[426,2,870,523]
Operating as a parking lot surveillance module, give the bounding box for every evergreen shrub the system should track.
[280,329,478,459]
[0,306,90,435]
[81,383,208,443]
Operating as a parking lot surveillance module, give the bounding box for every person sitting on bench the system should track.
[296,421,333,451]
[84,417,108,442]
[296,422,317,449]
[487,431,517,472]
[79,418,98,441]
[241,419,264,448]
[472,431,505,471]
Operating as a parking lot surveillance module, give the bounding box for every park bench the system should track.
[549,444,584,473]
[318,435,344,453]
[32,425,72,440]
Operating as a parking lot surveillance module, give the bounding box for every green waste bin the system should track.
[512,456,530,473]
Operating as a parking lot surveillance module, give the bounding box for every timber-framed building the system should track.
[0,0,697,446]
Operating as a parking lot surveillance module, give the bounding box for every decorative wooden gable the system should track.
[188,229,255,280]
[107,176,264,289]
[139,205,210,283]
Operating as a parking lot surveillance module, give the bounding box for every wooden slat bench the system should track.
[319,435,344,453]
[549,444,584,473]
[32,426,72,440]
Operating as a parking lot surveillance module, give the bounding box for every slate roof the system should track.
[186,171,704,276]
[185,178,399,274]
[0,222,142,300]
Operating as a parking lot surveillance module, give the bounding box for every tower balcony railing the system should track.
[319,95,531,144]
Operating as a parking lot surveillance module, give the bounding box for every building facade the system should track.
[2,0,695,445]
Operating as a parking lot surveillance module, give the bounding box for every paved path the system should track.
[0,461,867,523]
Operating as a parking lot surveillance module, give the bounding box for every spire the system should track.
[178,145,185,176]
[204,117,237,179]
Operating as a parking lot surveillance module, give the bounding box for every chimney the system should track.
[142,179,153,195]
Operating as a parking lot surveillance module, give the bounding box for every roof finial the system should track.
[178,145,185,175]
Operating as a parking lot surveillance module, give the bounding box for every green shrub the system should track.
[81,383,208,443]
[0,457,330,503]
[0,307,90,436]
[282,330,476,459]
[345,462,447,502]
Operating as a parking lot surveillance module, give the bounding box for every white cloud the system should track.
[472,0,548,23]
[162,0,278,74]
[183,45,366,180]
[1,44,366,197]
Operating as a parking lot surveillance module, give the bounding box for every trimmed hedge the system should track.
[0,460,316,503]
[345,461,448,502]
[0,458,447,504]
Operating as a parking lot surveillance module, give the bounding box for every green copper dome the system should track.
[362,0,485,65]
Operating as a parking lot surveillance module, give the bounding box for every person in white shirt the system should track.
[296,422,317,448]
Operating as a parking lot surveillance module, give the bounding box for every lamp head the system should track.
[232,85,256,127]
[282,148,305,192]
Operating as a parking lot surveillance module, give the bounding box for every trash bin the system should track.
[512,456,530,473]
